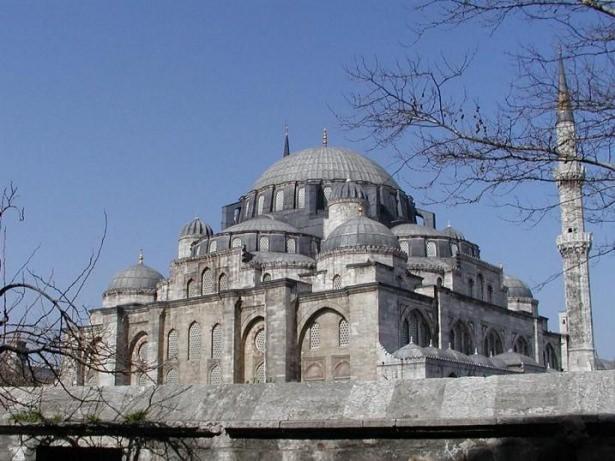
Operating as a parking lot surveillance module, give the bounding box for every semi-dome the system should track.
[222,215,300,234]
[503,275,533,298]
[392,223,445,238]
[107,256,164,292]
[252,146,400,190]
[330,180,368,202]
[180,217,213,238]
[321,216,400,253]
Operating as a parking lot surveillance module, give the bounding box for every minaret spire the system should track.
[282,124,290,157]
[322,128,328,146]
[554,56,596,371]
[138,249,144,265]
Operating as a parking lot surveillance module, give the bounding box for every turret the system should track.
[323,180,369,239]
[178,217,213,258]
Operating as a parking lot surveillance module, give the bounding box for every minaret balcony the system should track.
[554,163,585,182]
[556,232,592,253]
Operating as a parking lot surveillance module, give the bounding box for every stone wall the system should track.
[2,371,615,460]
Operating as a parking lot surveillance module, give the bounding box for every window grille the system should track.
[257,195,265,215]
[244,199,251,217]
[323,186,332,200]
[450,243,458,256]
[202,268,214,294]
[309,322,320,350]
[426,241,437,257]
[138,373,148,386]
[188,322,201,360]
[339,319,350,347]
[209,240,217,253]
[400,240,409,255]
[166,369,177,384]
[211,324,222,359]
[254,329,265,352]
[287,238,296,254]
[259,236,269,252]
[218,273,228,291]
[232,238,242,248]
[297,187,305,208]
[275,190,284,211]
[209,365,222,385]
[332,274,342,290]
[167,330,178,359]
[255,362,265,383]
[186,279,194,298]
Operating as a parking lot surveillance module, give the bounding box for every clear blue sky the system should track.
[2,1,612,357]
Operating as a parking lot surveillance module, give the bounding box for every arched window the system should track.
[167,330,178,359]
[188,322,201,360]
[450,321,474,355]
[130,333,149,385]
[311,240,318,255]
[400,240,409,255]
[259,236,269,251]
[468,278,475,297]
[332,274,342,290]
[487,285,494,303]
[209,240,217,253]
[202,268,214,294]
[254,329,265,353]
[244,199,251,217]
[339,319,350,347]
[297,187,305,209]
[477,274,484,300]
[254,362,265,383]
[450,243,458,257]
[426,241,437,257]
[233,208,240,223]
[544,343,559,370]
[275,190,284,211]
[287,238,296,254]
[211,324,222,359]
[262,273,271,282]
[412,310,432,346]
[309,322,320,350]
[186,279,194,298]
[401,319,410,345]
[218,273,228,291]
[323,186,332,201]
[231,237,242,248]
[513,335,530,356]
[209,365,222,385]
[138,373,149,386]
[257,195,265,215]
[166,369,178,384]
[483,329,503,356]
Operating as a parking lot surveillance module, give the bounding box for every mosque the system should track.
[81,61,597,387]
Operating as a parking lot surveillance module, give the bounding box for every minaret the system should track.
[554,56,596,371]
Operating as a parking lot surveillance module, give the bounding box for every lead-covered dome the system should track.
[180,217,213,238]
[107,259,164,292]
[222,215,300,234]
[322,216,400,252]
[503,275,533,298]
[330,180,368,202]
[252,146,400,190]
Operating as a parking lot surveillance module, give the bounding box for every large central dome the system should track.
[252,146,400,190]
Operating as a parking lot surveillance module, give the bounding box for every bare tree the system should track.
[343,0,614,249]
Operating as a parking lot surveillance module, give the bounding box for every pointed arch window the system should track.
[202,268,214,294]
[332,274,342,290]
[339,319,350,347]
[166,368,178,384]
[254,362,265,383]
[209,365,222,385]
[513,335,530,356]
[186,279,195,298]
[244,199,251,217]
[231,237,242,248]
[406,310,431,347]
[483,329,503,356]
[259,236,269,252]
[426,241,437,257]
[257,195,265,215]
[209,240,217,253]
[211,324,222,359]
[309,322,320,350]
[188,322,201,360]
[167,329,178,359]
[450,321,473,355]
[297,187,305,209]
[218,273,228,291]
[400,240,409,255]
[275,190,284,211]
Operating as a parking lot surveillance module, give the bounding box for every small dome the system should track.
[107,255,164,292]
[330,180,367,202]
[503,275,533,298]
[393,342,428,360]
[441,225,465,240]
[222,216,300,234]
[322,216,400,252]
[494,350,539,367]
[180,217,213,238]
[392,223,445,238]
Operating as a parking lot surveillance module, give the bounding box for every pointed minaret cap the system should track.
[557,53,574,124]
[322,128,328,146]
[138,249,144,265]
[282,124,290,157]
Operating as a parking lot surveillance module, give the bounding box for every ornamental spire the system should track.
[282,124,290,157]
[557,53,574,124]
[322,128,328,146]
[138,249,144,265]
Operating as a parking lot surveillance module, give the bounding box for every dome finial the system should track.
[282,123,290,157]
[322,128,328,146]
[138,249,144,265]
